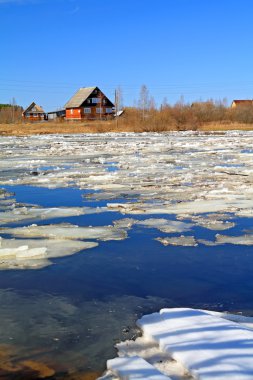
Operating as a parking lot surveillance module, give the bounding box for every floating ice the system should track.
[0,237,98,269]
[2,132,253,220]
[103,308,253,380]
[136,308,253,380]
[0,205,106,225]
[156,236,198,247]
[1,223,128,241]
[216,233,253,245]
[106,356,170,380]
[113,218,193,233]
[189,215,235,230]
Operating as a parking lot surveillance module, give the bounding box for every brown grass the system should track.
[2,105,253,136]
[0,120,253,136]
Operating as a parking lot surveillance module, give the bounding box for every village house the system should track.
[231,100,253,108]
[22,102,46,121]
[64,87,115,120]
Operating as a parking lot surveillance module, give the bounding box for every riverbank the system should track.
[0,121,253,136]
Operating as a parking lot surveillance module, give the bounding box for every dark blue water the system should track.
[1,185,253,376]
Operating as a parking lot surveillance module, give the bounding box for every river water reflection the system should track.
[1,132,253,378]
[0,185,253,378]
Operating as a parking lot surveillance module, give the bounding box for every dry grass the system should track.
[198,121,253,131]
[1,120,253,136]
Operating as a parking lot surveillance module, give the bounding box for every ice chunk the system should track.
[215,233,253,245]
[0,206,107,225]
[156,236,198,247]
[113,218,193,233]
[190,215,235,231]
[113,218,136,229]
[136,218,193,233]
[1,223,127,241]
[137,308,253,380]
[107,356,170,380]
[0,238,98,269]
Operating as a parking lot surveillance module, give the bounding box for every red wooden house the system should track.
[64,87,114,120]
[22,102,46,121]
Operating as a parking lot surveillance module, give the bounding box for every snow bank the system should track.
[137,308,253,380]
[103,308,253,380]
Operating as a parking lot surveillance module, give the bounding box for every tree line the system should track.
[2,85,253,129]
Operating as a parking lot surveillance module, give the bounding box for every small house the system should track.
[231,100,253,108]
[22,102,46,121]
[64,87,115,120]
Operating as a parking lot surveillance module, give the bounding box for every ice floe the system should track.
[102,308,253,380]
[189,214,235,230]
[215,233,253,245]
[156,235,198,247]
[2,132,253,268]
[1,132,253,221]
[0,237,98,269]
[113,218,193,233]
[0,205,106,225]
[1,223,128,241]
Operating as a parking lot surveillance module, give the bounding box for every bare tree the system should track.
[161,96,169,110]
[138,84,149,120]
[116,86,123,111]
[149,96,156,110]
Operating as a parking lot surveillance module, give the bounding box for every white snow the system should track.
[107,356,170,380]
[137,308,253,380]
[102,308,253,380]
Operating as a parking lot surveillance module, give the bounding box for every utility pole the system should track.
[115,89,118,128]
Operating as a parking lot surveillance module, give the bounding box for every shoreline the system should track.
[1,121,253,136]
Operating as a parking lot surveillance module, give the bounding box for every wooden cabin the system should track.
[64,87,115,120]
[231,100,253,108]
[22,102,46,121]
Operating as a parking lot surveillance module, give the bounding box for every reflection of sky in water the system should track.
[1,185,253,375]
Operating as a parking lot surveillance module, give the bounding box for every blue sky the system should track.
[1,0,253,110]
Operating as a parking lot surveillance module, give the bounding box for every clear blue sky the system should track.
[1,0,253,110]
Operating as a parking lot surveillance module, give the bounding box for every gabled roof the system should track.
[64,87,97,108]
[23,102,45,114]
[232,100,253,105]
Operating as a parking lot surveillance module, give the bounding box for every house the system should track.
[47,109,66,120]
[231,100,253,108]
[64,86,115,120]
[22,102,46,121]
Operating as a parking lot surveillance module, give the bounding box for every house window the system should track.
[106,108,113,113]
[96,107,103,114]
[84,107,91,114]
[87,99,91,104]
[92,98,101,104]
[70,109,73,115]
[103,99,107,105]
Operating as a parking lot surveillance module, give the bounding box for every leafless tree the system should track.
[138,84,150,120]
